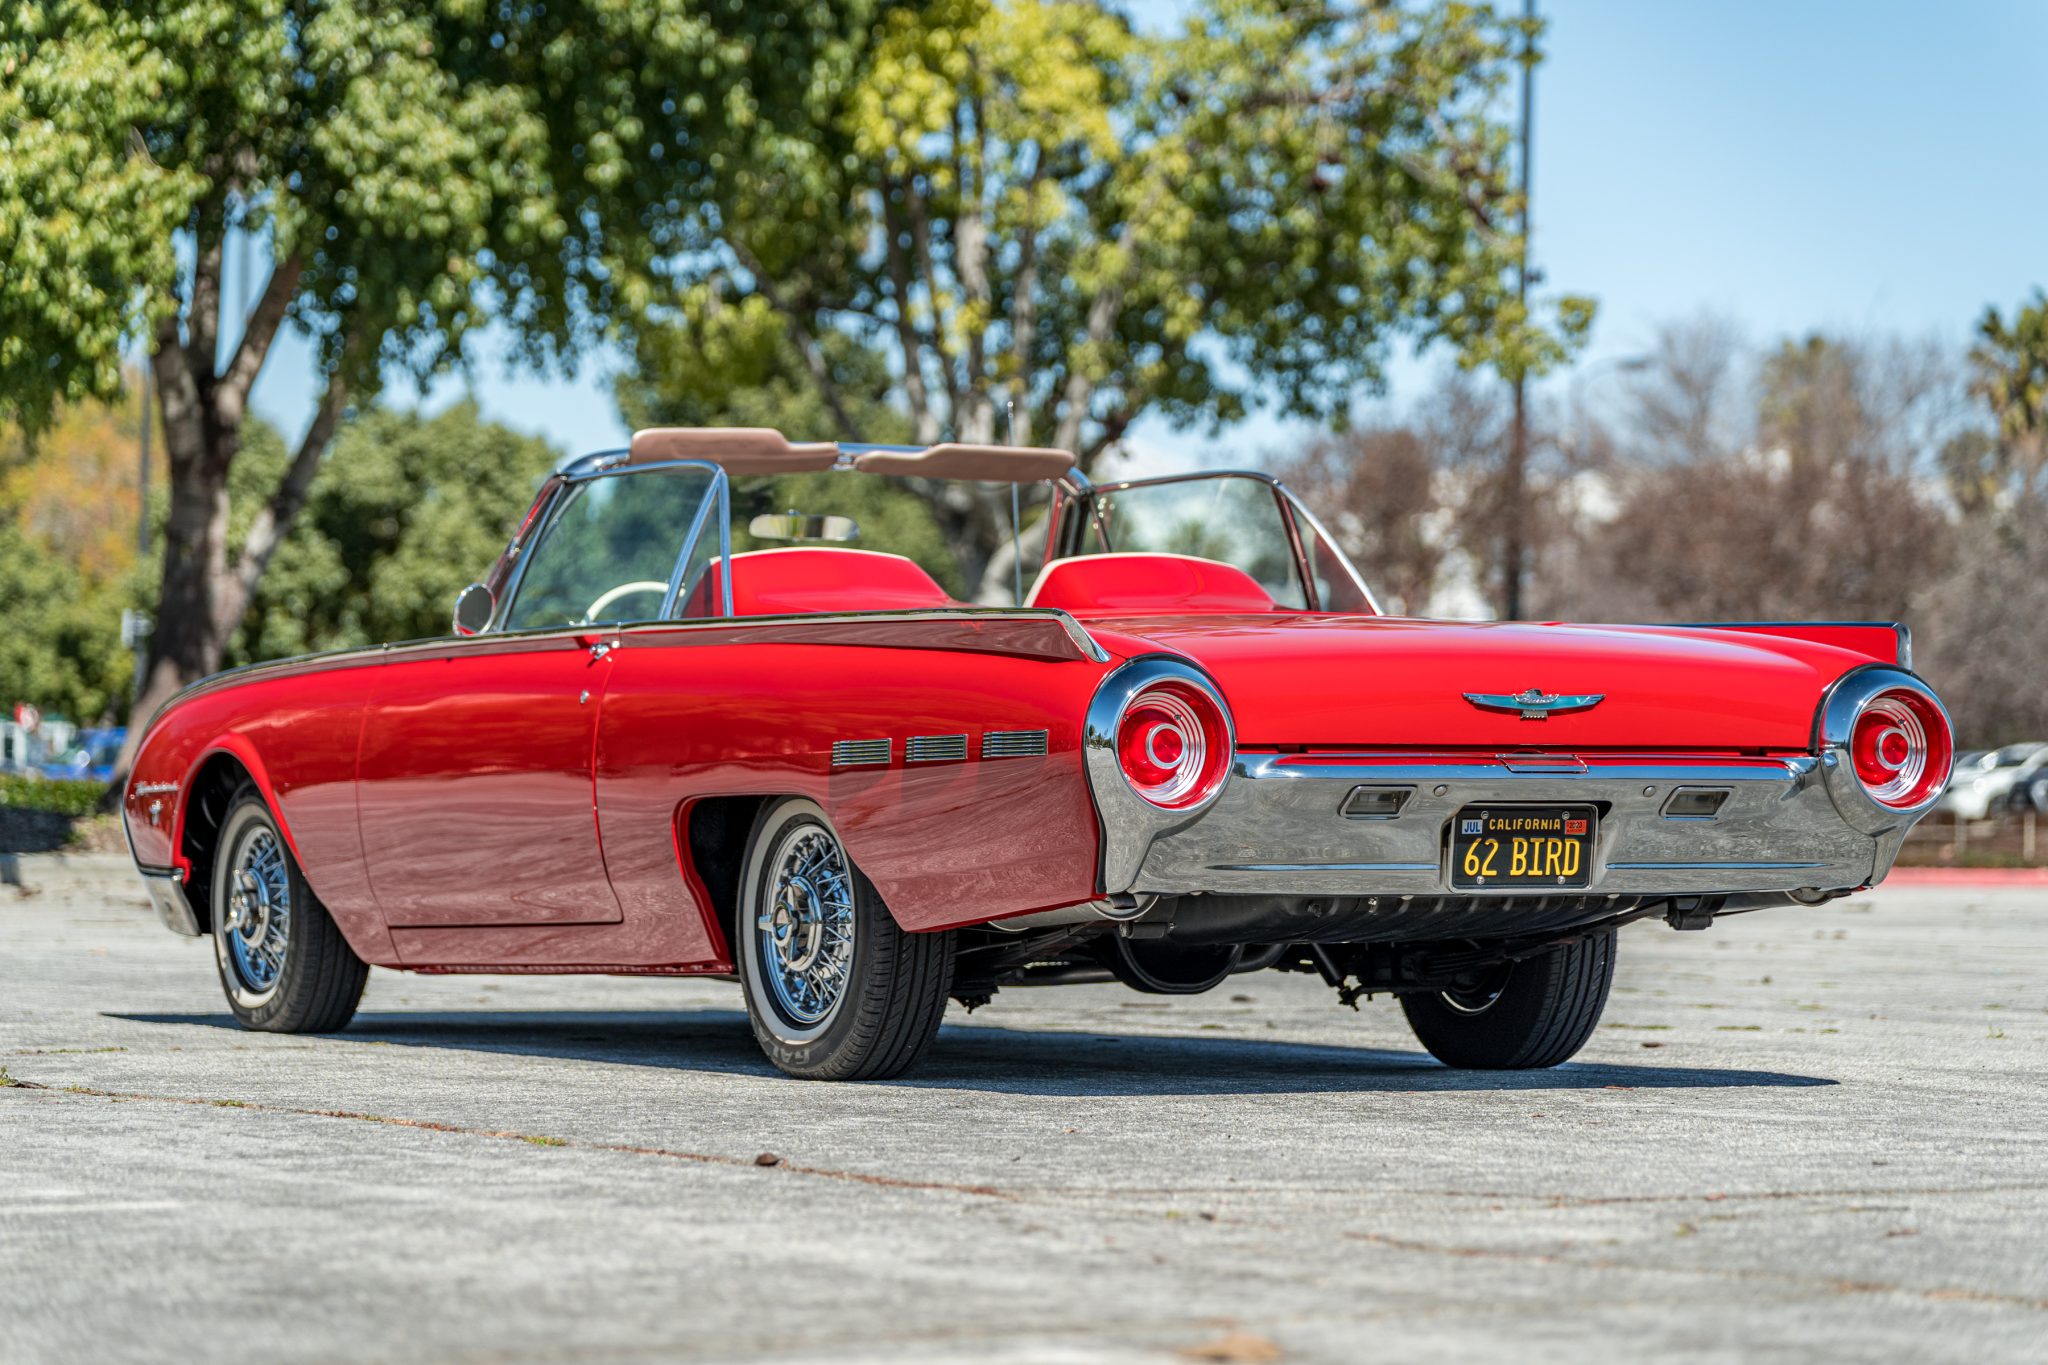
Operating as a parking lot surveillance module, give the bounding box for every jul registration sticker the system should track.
[1460,818,1485,836]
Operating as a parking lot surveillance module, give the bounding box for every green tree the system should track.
[1969,290,2048,506]
[1922,291,2048,743]
[614,290,969,594]
[624,0,1591,592]
[0,517,138,725]
[0,378,158,724]
[0,0,877,755]
[233,403,559,661]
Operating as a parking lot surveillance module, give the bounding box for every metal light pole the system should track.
[1500,0,1536,621]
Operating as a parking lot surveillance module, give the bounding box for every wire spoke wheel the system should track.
[208,787,368,1033]
[737,798,955,1080]
[755,825,857,1028]
[222,826,292,996]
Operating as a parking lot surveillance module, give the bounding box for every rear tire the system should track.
[1400,931,1615,1069]
[210,788,368,1033]
[737,798,954,1080]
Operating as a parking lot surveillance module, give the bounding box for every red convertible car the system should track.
[124,428,1953,1079]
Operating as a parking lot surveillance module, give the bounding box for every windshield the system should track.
[501,466,718,629]
[1072,475,1309,609]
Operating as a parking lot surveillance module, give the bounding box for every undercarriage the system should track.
[948,886,1843,1011]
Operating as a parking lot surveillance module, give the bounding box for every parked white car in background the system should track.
[1939,742,2048,819]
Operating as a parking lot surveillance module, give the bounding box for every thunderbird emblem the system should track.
[1463,687,1604,721]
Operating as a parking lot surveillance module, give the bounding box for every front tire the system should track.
[1400,931,1615,1069]
[210,788,368,1033]
[736,798,954,1080]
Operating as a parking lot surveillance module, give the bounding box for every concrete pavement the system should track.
[2,852,2044,1363]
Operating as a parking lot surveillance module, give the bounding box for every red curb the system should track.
[1881,867,2048,886]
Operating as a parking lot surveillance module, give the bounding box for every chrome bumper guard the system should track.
[1107,752,1913,900]
[139,866,202,936]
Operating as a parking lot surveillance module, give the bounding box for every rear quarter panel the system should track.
[597,627,1110,947]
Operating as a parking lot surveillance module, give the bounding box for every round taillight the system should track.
[1114,681,1230,809]
[1849,688,1951,809]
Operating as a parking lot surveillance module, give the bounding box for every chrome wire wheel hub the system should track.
[755,826,855,1027]
[224,828,290,994]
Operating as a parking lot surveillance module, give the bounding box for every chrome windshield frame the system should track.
[1052,468,1382,615]
[491,456,733,632]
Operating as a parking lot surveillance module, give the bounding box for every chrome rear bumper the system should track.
[1105,752,1916,900]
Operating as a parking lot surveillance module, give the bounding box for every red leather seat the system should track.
[1025,553,1278,615]
[679,548,956,618]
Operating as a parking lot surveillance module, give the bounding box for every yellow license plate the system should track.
[1450,806,1595,890]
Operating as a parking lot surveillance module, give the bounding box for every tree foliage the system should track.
[0,383,156,723]
[634,1,1581,458]
[1967,290,2048,506]
[625,0,1590,593]
[234,403,559,661]
[0,0,880,760]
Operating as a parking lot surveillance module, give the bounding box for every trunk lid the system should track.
[1083,615,1854,751]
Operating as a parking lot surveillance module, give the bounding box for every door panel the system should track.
[359,639,621,927]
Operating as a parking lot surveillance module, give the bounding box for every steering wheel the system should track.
[583,580,670,623]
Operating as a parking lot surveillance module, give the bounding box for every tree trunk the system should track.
[106,248,337,800]
[113,341,239,787]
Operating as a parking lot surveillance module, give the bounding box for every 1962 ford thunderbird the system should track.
[123,428,1954,1079]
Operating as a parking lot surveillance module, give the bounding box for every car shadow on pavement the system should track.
[111,1009,1835,1096]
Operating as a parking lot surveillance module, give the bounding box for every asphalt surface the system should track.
[2,852,2044,1364]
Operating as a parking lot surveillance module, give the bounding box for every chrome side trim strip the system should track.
[830,738,891,768]
[981,729,1050,758]
[1606,861,1827,871]
[1212,862,1440,873]
[148,606,1114,716]
[905,734,969,763]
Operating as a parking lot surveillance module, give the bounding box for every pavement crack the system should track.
[5,1081,1021,1202]
[1336,1228,2048,1313]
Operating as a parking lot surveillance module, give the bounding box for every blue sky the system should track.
[249,0,2048,464]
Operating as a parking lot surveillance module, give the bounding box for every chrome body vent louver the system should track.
[981,729,1050,759]
[830,738,892,768]
[905,734,969,763]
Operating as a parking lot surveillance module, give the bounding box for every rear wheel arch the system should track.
[680,795,773,963]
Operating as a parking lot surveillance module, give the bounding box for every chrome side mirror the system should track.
[452,582,496,636]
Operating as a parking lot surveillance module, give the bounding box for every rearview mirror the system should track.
[749,512,859,543]
[452,582,496,636]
